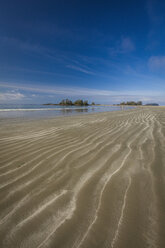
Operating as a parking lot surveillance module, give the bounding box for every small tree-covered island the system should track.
[44,99,96,106]
[118,101,159,106]
[119,101,142,106]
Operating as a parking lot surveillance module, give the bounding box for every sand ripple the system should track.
[0,108,165,248]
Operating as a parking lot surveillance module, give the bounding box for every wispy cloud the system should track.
[66,64,95,75]
[109,36,135,55]
[0,82,116,96]
[146,0,163,26]
[146,0,165,49]
[0,81,163,97]
[2,65,84,80]
[0,36,69,63]
[148,56,165,71]
[0,82,164,104]
[120,37,135,53]
[0,36,45,54]
[0,36,97,78]
[0,92,25,102]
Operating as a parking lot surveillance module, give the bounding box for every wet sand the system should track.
[0,107,165,248]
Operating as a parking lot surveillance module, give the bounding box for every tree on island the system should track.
[145,103,159,106]
[59,99,73,105]
[59,99,89,106]
[74,99,84,106]
[74,99,89,106]
[83,100,89,106]
[120,101,142,106]
[137,101,142,105]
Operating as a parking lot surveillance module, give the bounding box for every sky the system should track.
[0,0,165,105]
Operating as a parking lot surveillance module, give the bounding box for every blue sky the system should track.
[0,0,165,104]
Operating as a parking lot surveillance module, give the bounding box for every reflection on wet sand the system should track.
[60,108,89,114]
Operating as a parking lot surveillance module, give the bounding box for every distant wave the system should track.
[0,108,89,112]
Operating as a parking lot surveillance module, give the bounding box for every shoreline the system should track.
[0,105,136,122]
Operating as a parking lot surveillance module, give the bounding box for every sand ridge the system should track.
[0,107,165,248]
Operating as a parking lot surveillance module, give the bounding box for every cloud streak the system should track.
[109,37,135,55]
[0,82,164,105]
[66,64,95,75]
[148,56,165,71]
[0,81,163,97]
[120,37,135,53]
[0,92,25,102]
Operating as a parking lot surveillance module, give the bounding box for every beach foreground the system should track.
[0,108,165,248]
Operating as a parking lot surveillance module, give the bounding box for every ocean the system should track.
[0,104,134,119]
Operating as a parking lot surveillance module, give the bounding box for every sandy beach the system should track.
[0,107,165,248]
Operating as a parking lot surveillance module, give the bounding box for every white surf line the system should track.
[0,107,70,111]
[111,177,132,248]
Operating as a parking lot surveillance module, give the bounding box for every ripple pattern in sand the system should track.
[0,108,165,248]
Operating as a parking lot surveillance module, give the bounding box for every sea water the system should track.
[0,104,134,120]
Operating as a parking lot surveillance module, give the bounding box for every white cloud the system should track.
[0,92,25,102]
[66,65,95,75]
[0,81,163,97]
[148,56,165,70]
[109,37,135,55]
[146,0,163,26]
[0,83,164,104]
[120,37,135,53]
[0,82,116,96]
